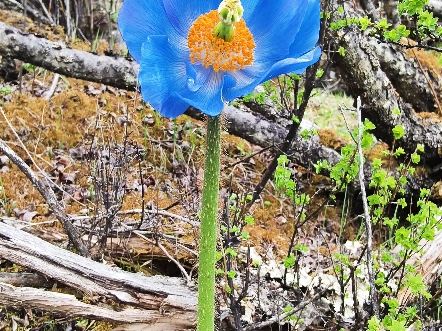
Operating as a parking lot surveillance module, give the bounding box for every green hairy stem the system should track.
[197,115,221,331]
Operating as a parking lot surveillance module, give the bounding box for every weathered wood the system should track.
[0,21,138,89]
[0,282,183,326]
[0,272,53,288]
[0,222,197,328]
[398,230,442,306]
[428,0,442,18]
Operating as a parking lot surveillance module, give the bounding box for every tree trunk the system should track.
[327,0,442,165]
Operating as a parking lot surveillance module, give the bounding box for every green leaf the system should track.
[338,46,345,57]
[295,243,308,253]
[417,10,438,31]
[420,188,430,198]
[314,160,329,173]
[392,125,405,139]
[277,154,289,166]
[244,214,255,225]
[395,227,412,249]
[225,248,237,257]
[359,16,371,30]
[230,226,240,233]
[361,132,375,148]
[384,298,399,314]
[376,18,392,30]
[381,252,393,263]
[398,0,429,15]
[372,158,382,169]
[315,68,324,78]
[394,147,405,157]
[411,152,420,164]
[386,319,406,331]
[397,198,407,208]
[367,316,381,331]
[404,274,430,298]
[364,119,376,130]
[284,253,295,269]
[283,305,293,313]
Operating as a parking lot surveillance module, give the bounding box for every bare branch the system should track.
[0,139,88,256]
[356,96,379,318]
[0,21,138,89]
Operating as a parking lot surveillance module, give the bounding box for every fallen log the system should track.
[0,272,53,288]
[0,222,197,329]
[0,283,175,325]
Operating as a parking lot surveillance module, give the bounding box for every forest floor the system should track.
[0,8,395,331]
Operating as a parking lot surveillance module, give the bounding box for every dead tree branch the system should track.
[0,283,175,324]
[0,139,88,256]
[0,21,138,89]
[0,222,197,328]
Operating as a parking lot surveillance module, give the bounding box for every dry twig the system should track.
[356,96,379,317]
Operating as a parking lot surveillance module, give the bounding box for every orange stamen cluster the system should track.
[188,10,255,72]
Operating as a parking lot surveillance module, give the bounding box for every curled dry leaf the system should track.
[14,208,39,222]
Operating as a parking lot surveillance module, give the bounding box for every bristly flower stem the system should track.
[198,114,221,331]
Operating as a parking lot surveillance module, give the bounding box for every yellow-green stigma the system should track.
[212,22,235,42]
[187,3,255,72]
[212,0,244,42]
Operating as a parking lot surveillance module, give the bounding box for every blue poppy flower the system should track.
[118,0,321,118]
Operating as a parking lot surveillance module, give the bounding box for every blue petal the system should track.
[246,0,308,64]
[156,93,194,118]
[180,66,225,116]
[223,0,321,101]
[125,0,321,117]
[242,0,261,22]
[138,36,190,118]
[223,47,321,102]
[163,0,219,38]
[289,0,321,57]
[222,69,261,101]
[259,47,322,83]
[138,36,225,117]
[118,0,181,63]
